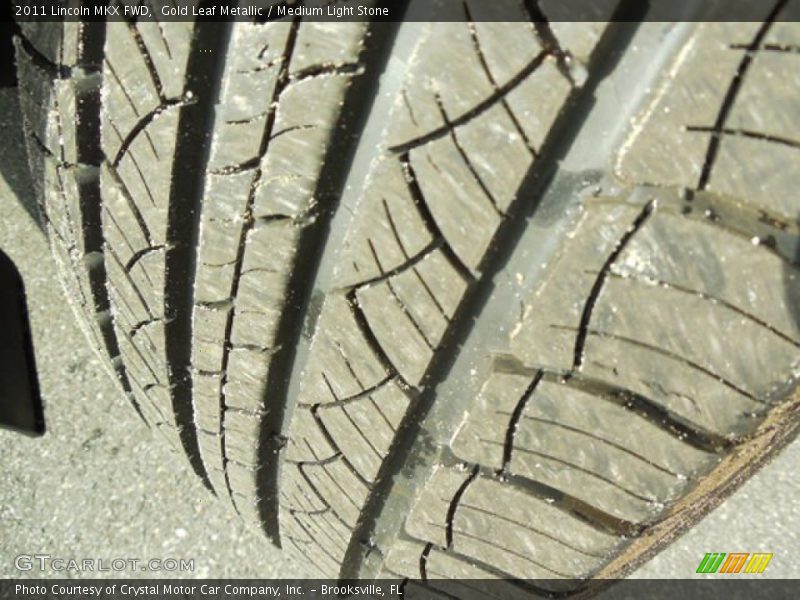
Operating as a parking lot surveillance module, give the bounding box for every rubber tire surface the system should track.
[16,1,800,590]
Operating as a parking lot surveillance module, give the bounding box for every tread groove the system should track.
[111,98,185,167]
[513,413,682,477]
[562,326,763,404]
[401,156,475,282]
[686,126,800,152]
[382,198,451,321]
[251,13,410,547]
[73,18,147,425]
[435,95,505,218]
[444,464,479,548]
[494,355,734,453]
[462,3,538,157]
[459,501,606,558]
[695,0,789,190]
[214,16,302,513]
[162,14,233,492]
[573,199,655,370]
[602,270,800,348]
[442,450,643,537]
[387,51,550,155]
[500,371,543,473]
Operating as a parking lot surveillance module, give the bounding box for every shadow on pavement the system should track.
[0,88,40,229]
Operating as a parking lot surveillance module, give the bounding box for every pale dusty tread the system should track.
[279,13,608,577]
[383,13,800,586]
[189,18,370,521]
[18,2,800,586]
[99,16,194,458]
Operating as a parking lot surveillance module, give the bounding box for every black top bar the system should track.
[10,0,800,22]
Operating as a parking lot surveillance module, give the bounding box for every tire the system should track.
[15,1,800,590]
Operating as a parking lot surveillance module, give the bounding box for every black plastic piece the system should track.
[0,1,17,87]
[0,248,44,435]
